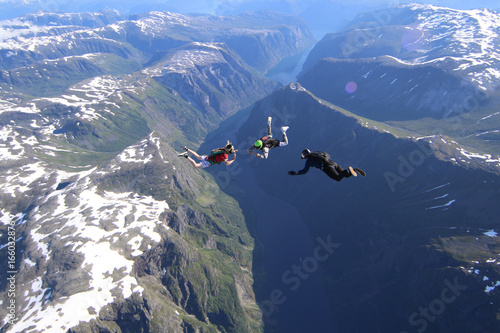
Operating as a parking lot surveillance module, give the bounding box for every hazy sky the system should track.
[0,0,497,23]
[1,0,498,12]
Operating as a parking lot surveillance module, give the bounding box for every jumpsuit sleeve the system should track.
[260,147,270,159]
[296,159,311,175]
[247,145,256,154]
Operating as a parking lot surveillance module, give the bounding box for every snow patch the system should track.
[459,148,500,164]
[426,199,456,210]
[484,230,498,237]
[485,281,500,293]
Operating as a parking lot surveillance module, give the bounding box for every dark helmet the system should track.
[301,149,311,159]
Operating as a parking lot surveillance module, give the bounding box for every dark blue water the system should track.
[266,45,315,85]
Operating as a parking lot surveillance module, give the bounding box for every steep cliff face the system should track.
[298,56,484,121]
[151,42,280,122]
[233,83,500,332]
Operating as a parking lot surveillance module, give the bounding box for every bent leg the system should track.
[187,148,203,160]
[281,131,288,146]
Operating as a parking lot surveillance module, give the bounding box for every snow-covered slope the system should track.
[0,9,315,74]
[395,4,500,90]
[7,135,170,332]
[304,4,500,90]
[0,101,258,331]
[151,42,280,119]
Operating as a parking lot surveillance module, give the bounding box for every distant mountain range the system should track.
[2,1,498,38]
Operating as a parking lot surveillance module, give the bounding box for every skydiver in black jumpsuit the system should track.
[288,149,365,181]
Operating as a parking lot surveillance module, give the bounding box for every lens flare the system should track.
[345,81,358,94]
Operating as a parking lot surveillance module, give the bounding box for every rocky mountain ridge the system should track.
[150,42,280,122]
[1,129,260,332]
[0,9,315,72]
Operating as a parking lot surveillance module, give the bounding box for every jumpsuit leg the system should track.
[267,118,272,138]
[323,163,351,182]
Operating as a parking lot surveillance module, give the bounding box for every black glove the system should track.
[288,170,296,176]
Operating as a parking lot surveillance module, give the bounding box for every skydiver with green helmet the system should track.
[248,116,289,159]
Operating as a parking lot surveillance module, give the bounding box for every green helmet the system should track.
[254,140,263,149]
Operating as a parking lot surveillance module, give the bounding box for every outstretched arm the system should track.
[224,150,238,166]
[295,160,311,175]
